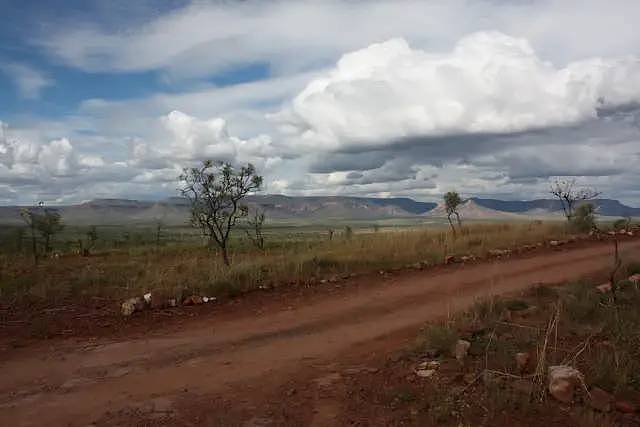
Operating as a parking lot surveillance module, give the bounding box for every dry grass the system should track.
[0,221,569,302]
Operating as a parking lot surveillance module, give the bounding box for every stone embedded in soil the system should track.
[596,282,612,293]
[629,274,640,285]
[121,300,136,316]
[183,295,204,305]
[548,365,583,403]
[588,387,613,412]
[453,339,471,363]
[615,400,638,414]
[415,368,436,378]
[121,297,145,316]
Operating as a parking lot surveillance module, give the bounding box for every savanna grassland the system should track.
[1,220,572,304]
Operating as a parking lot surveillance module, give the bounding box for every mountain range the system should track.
[0,195,637,226]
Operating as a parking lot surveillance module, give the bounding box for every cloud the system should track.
[33,0,640,81]
[276,32,640,150]
[0,62,53,99]
[131,110,282,171]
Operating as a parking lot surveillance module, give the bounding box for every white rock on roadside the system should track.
[121,300,136,316]
[548,365,584,403]
[454,339,471,363]
[143,292,152,304]
[415,368,437,378]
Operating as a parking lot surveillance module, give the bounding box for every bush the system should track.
[423,324,459,355]
[570,203,596,232]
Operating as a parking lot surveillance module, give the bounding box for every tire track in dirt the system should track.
[1,239,638,426]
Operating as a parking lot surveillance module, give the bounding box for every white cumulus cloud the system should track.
[277,32,640,150]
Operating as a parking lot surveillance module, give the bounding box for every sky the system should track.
[1,0,640,206]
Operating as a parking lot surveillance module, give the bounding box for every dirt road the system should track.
[1,239,639,426]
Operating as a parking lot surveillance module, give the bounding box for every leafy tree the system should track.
[570,203,597,232]
[444,191,463,236]
[154,219,164,250]
[80,225,99,256]
[245,209,266,251]
[20,204,64,262]
[344,225,353,240]
[35,207,64,254]
[613,217,631,231]
[20,208,39,264]
[550,178,601,221]
[179,160,263,266]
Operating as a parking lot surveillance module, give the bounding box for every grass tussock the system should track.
[0,221,569,302]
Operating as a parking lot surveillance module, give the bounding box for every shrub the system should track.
[423,324,459,355]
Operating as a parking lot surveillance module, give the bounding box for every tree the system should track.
[344,225,353,240]
[154,219,164,250]
[444,191,463,236]
[550,178,601,222]
[20,208,39,265]
[81,225,99,256]
[19,203,64,261]
[245,209,266,251]
[571,203,597,232]
[35,207,64,254]
[179,160,263,266]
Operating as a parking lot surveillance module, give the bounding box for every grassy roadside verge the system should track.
[341,261,640,426]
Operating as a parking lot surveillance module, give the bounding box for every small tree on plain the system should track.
[20,208,39,265]
[444,191,463,236]
[344,225,353,240]
[245,209,266,251]
[80,225,98,256]
[179,160,263,266]
[154,219,164,250]
[35,207,64,254]
[570,203,597,233]
[550,178,601,222]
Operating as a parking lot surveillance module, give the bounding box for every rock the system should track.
[515,352,531,373]
[615,400,638,414]
[460,255,475,263]
[410,262,423,270]
[143,292,152,305]
[629,274,640,285]
[596,282,612,293]
[417,360,440,371]
[121,300,136,316]
[183,295,204,305]
[550,240,561,246]
[628,231,634,237]
[619,229,628,235]
[608,231,617,236]
[445,255,456,264]
[415,368,437,378]
[548,365,583,403]
[121,297,144,316]
[588,387,613,412]
[454,339,471,363]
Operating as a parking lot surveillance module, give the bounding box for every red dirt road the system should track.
[1,239,639,426]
